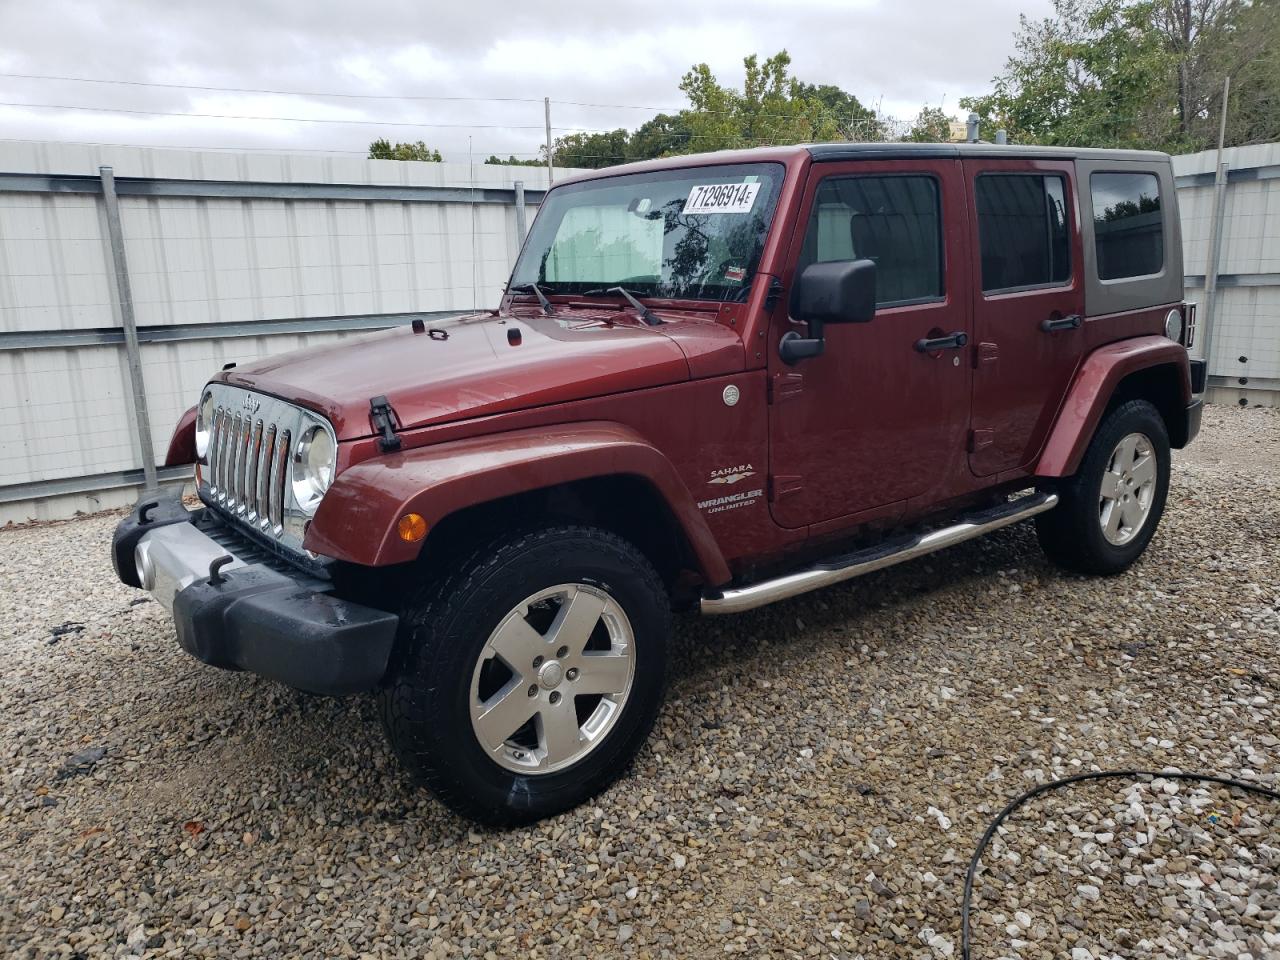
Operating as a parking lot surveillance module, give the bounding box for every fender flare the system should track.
[305,420,731,583]
[165,405,198,466]
[1036,335,1191,477]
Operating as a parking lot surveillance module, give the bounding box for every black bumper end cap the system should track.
[173,568,399,696]
[111,488,193,588]
[1185,397,1204,447]
[1189,358,1207,395]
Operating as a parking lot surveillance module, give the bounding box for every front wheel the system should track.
[1036,398,1171,575]
[378,525,669,825]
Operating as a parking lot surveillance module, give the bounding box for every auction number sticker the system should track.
[683,181,761,215]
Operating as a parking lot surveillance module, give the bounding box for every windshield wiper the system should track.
[581,286,662,326]
[509,281,555,315]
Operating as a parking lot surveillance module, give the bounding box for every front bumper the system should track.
[112,492,398,695]
[1183,357,1207,447]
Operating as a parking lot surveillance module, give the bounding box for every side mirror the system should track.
[779,259,877,364]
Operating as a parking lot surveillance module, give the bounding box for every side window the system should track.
[798,175,943,306]
[1090,172,1163,280]
[975,174,1071,292]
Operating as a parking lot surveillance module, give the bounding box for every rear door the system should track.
[766,158,973,529]
[965,158,1085,476]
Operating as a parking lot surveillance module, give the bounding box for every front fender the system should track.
[165,405,198,466]
[1036,336,1191,477]
[305,421,731,582]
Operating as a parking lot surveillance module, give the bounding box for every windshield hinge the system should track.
[764,276,785,313]
[369,395,402,453]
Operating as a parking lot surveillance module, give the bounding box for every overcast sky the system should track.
[0,0,1053,162]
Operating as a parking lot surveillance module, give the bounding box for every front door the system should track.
[964,158,1086,476]
[767,159,973,530]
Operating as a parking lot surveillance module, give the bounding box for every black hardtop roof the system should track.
[552,142,1172,187]
[804,142,1172,163]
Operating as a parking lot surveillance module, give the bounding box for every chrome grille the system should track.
[198,384,335,557]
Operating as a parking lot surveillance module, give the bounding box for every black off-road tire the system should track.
[377,525,669,826]
[1036,399,1171,575]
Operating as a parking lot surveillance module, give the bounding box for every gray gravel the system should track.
[2,403,1277,959]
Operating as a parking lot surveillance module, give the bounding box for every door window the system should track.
[975,174,1070,292]
[797,176,943,306]
[1090,172,1163,280]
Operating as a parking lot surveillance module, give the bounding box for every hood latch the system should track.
[369,395,402,452]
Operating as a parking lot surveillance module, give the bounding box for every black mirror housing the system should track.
[790,259,877,326]
[779,259,877,365]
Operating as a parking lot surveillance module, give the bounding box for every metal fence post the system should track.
[513,180,528,249]
[1199,75,1231,371]
[99,165,158,492]
[1200,161,1230,369]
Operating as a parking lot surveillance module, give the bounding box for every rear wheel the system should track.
[1036,399,1170,575]
[378,525,669,825]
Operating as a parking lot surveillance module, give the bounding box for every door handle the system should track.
[915,331,968,353]
[1040,314,1082,333]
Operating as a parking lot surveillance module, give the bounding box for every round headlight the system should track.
[291,425,336,512]
[195,391,215,460]
[1164,309,1184,343]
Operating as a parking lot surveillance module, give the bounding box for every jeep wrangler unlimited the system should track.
[113,143,1205,824]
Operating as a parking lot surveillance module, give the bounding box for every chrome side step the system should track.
[700,491,1059,615]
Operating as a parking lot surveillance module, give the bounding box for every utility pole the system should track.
[544,97,554,184]
[1201,74,1231,371]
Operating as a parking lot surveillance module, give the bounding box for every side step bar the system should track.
[700,491,1059,615]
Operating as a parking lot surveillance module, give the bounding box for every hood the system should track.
[217,311,697,440]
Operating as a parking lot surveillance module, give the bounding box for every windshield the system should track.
[510,163,784,303]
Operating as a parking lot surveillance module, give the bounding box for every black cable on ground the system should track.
[961,769,1280,960]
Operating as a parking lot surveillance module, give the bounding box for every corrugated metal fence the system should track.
[1172,143,1280,405]
[2,141,1277,524]
[0,142,564,524]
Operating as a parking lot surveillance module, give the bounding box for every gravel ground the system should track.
[1,404,1277,959]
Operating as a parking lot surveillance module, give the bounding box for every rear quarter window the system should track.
[1090,172,1163,281]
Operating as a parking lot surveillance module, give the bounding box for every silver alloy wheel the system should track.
[469,583,636,775]
[1098,431,1157,546]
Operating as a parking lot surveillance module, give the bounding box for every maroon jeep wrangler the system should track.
[113,143,1205,824]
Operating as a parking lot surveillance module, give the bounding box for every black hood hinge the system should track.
[369,395,402,452]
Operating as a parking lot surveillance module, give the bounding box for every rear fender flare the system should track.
[305,421,731,583]
[1036,335,1191,477]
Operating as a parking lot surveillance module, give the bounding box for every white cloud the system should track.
[0,0,1053,160]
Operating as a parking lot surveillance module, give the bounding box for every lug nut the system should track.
[566,668,579,681]
[528,685,538,697]
[556,646,569,659]
[532,655,544,669]
[549,691,561,704]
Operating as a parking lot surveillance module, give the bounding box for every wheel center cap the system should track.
[538,661,564,689]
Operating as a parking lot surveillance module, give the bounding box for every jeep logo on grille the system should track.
[241,395,260,414]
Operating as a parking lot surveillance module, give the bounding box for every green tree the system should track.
[483,154,544,166]
[551,129,631,169]
[531,52,877,170]
[368,139,443,161]
[961,0,1278,151]
[793,81,884,139]
[905,105,957,142]
[627,112,694,159]
[677,51,861,152]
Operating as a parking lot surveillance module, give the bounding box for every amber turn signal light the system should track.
[397,513,427,542]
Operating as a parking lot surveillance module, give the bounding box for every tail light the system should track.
[1181,301,1197,349]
